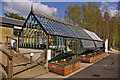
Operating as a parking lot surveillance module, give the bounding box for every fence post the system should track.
[7,51,13,78]
[30,53,34,64]
[16,39,18,51]
[6,36,8,47]
[30,56,33,64]
[10,51,13,78]
[44,49,47,60]
[10,57,13,78]
[44,49,48,70]
[7,56,10,78]
[7,58,13,78]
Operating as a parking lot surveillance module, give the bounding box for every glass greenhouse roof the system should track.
[33,11,102,41]
[83,29,102,41]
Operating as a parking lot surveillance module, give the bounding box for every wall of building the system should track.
[19,48,44,61]
[0,26,2,43]
[0,26,13,44]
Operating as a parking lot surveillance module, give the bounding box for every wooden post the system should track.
[30,53,34,64]
[16,39,17,51]
[30,56,33,64]
[10,51,13,77]
[44,49,47,60]
[17,36,19,51]
[6,36,8,47]
[7,57,13,78]
[7,50,13,78]
[10,39,12,50]
[44,49,48,70]
[10,57,13,78]
[44,35,49,70]
[7,57,10,78]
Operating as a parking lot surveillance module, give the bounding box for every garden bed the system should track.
[65,59,81,71]
[78,52,108,63]
[48,59,81,76]
[48,62,72,76]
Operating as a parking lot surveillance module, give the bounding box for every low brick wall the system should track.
[48,59,81,76]
[78,52,108,63]
[65,59,81,71]
[48,62,73,76]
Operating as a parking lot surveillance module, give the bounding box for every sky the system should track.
[0,0,119,20]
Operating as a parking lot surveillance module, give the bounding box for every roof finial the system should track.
[31,5,33,11]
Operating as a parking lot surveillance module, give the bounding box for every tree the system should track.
[109,17,119,47]
[64,4,81,25]
[64,2,119,50]
[4,11,25,20]
[104,11,110,39]
[93,3,104,38]
[80,4,87,28]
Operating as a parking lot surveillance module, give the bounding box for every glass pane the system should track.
[83,29,102,41]
[95,41,103,47]
[81,40,95,48]
[35,14,99,41]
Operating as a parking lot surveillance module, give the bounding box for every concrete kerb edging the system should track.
[62,63,93,78]
[35,53,109,78]
[62,54,110,78]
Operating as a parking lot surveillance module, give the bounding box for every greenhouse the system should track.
[18,9,104,59]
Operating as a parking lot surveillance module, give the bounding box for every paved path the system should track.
[0,46,48,79]
[13,64,48,78]
[35,53,111,78]
[66,51,119,78]
[35,63,92,78]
